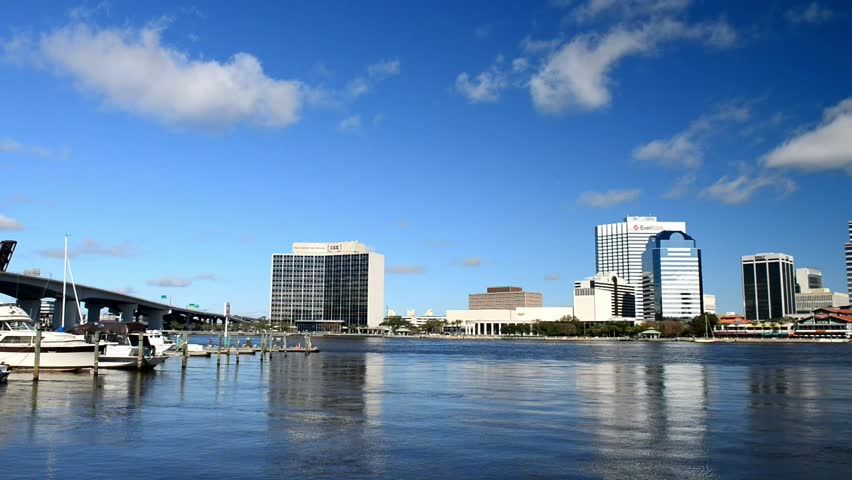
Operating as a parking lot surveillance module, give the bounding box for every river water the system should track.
[1,338,851,479]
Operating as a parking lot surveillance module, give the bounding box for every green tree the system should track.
[380,315,412,334]
[689,313,719,337]
[423,319,447,334]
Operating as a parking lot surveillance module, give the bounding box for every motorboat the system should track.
[68,322,170,370]
[0,304,94,371]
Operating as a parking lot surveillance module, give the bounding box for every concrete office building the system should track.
[741,253,796,321]
[795,268,823,293]
[595,216,686,320]
[703,294,717,315]
[270,242,384,331]
[469,286,542,310]
[795,289,849,314]
[846,221,852,303]
[573,272,638,323]
[642,231,704,321]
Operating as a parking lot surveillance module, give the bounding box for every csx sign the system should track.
[327,244,341,252]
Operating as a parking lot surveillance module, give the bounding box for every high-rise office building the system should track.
[641,231,704,321]
[595,216,686,320]
[469,286,542,310]
[573,272,637,323]
[703,294,717,315]
[846,221,852,304]
[795,268,823,293]
[270,242,384,331]
[741,253,796,321]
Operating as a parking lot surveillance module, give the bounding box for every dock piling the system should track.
[235,336,240,364]
[137,332,144,370]
[181,333,188,370]
[93,331,99,376]
[33,329,42,381]
[216,334,222,366]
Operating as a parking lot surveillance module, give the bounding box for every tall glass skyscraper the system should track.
[846,221,851,304]
[270,242,384,331]
[741,253,796,321]
[595,216,686,320]
[641,231,704,321]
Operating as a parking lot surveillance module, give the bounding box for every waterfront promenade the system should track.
[2,337,852,479]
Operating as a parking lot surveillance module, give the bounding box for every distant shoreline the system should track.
[178,332,850,344]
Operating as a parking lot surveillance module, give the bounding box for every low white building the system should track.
[573,273,638,324]
[446,306,575,336]
[795,289,849,313]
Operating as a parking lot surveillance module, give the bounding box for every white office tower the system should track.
[595,216,686,320]
[270,242,385,331]
[846,221,852,304]
[642,231,704,321]
[573,272,637,323]
[795,268,823,293]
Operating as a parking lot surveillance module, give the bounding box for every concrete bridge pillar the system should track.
[86,302,104,324]
[118,303,138,323]
[18,298,42,323]
[145,310,166,330]
[52,298,80,330]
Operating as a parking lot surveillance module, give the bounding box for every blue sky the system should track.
[1,0,850,317]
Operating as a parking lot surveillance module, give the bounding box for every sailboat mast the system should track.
[61,234,68,330]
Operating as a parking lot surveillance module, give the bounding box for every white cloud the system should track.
[786,2,833,25]
[337,115,362,132]
[633,102,750,168]
[38,239,136,258]
[0,137,68,160]
[512,57,529,73]
[455,70,507,103]
[387,265,425,275]
[545,272,561,281]
[0,215,24,231]
[572,0,693,22]
[114,286,135,295]
[475,26,491,40]
[701,172,796,205]
[146,276,192,288]
[529,18,735,114]
[763,97,852,173]
[193,272,218,281]
[17,23,304,129]
[462,257,482,268]
[577,189,640,207]
[348,59,401,98]
[367,59,400,79]
[663,174,696,199]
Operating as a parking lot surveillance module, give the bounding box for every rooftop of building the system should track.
[483,286,525,293]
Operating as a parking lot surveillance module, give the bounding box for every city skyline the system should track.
[2,1,851,316]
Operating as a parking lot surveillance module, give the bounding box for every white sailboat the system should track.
[694,312,718,343]
[0,236,95,371]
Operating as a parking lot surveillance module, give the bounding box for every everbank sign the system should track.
[627,221,685,234]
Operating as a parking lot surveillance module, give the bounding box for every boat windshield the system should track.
[1,320,35,331]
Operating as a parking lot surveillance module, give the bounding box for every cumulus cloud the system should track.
[0,137,68,160]
[10,22,304,129]
[38,239,136,259]
[786,2,833,25]
[701,171,796,205]
[577,189,641,207]
[572,0,693,23]
[387,265,425,275]
[529,18,735,114]
[633,102,750,168]
[337,115,362,132]
[114,286,135,295]
[455,70,507,103]
[545,273,561,281]
[762,97,852,173]
[0,215,24,231]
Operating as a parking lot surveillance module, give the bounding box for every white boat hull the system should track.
[0,347,93,371]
